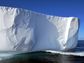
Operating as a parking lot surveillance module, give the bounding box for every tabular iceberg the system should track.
[0,6,79,52]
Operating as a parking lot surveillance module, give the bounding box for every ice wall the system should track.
[0,6,79,52]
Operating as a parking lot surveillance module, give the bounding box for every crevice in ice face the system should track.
[64,18,79,50]
[63,18,72,49]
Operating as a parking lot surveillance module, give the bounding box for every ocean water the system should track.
[0,40,84,63]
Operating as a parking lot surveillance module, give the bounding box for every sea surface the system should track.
[0,40,84,63]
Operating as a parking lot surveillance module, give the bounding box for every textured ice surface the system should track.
[0,6,79,52]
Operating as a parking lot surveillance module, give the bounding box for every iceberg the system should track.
[0,6,79,52]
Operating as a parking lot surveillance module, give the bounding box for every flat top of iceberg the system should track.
[0,6,77,18]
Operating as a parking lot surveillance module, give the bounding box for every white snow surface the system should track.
[0,6,79,52]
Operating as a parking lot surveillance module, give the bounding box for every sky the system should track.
[0,0,84,40]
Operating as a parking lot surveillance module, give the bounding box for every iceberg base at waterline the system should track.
[0,50,84,63]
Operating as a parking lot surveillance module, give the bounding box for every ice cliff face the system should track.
[0,6,79,52]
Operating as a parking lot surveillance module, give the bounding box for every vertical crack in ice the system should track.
[63,18,72,49]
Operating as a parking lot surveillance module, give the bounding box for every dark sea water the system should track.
[0,40,84,63]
